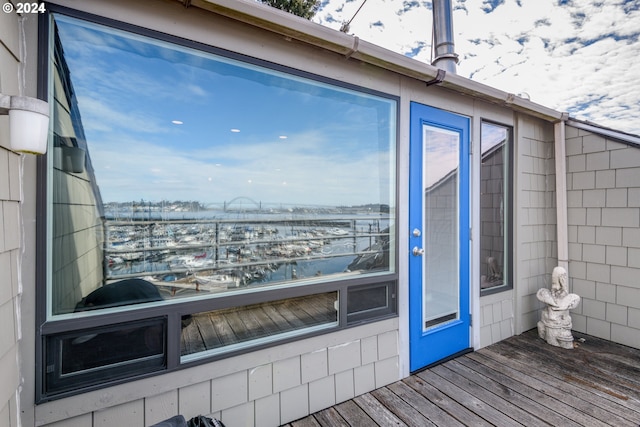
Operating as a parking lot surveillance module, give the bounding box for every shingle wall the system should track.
[50,165,105,314]
[37,319,399,427]
[479,290,515,347]
[0,5,24,427]
[0,151,21,427]
[480,115,559,346]
[565,125,640,349]
[514,115,558,334]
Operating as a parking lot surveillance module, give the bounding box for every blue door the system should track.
[409,102,471,371]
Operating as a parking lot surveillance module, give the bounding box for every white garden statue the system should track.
[537,266,581,349]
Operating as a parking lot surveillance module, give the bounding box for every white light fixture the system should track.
[0,93,50,154]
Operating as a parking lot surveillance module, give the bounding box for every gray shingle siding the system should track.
[566,126,640,348]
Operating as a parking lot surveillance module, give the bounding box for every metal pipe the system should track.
[432,0,458,73]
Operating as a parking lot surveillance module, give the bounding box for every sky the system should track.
[53,3,639,207]
[55,15,395,206]
[313,0,640,136]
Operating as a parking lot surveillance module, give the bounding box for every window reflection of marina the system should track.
[104,215,391,297]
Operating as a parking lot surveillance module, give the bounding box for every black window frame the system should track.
[479,119,514,297]
[36,4,399,402]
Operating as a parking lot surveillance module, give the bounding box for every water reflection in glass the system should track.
[48,14,396,316]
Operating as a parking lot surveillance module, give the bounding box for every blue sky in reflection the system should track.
[481,123,508,154]
[55,15,396,208]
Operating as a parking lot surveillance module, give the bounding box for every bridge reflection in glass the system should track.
[104,214,392,300]
[48,13,396,317]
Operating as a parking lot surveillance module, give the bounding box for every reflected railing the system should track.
[103,216,392,295]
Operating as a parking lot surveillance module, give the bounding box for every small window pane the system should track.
[480,122,512,293]
[45,318,166,395]
[48,14,397,317]
[181,292,338,360]
[348,285,387,314]
[347,282,395,323]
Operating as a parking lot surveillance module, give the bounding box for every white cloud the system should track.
[315,0,640,134]
[89,130,393,206]
[77,96,170,135]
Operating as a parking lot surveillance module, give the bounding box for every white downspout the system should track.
[554,113,570,273]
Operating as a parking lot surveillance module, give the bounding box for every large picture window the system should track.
[40,10,397,399]
[479,121,513,295]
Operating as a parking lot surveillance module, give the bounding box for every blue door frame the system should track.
[409,102,471,371]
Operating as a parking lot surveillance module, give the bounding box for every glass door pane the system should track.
[422,125,459,330]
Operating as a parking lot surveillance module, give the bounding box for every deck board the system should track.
[455,355,584,427]
[504,333,640,402]
[488,336,640,424]
[284,329,640,426]
[429,364,544,426]
[402,374,492,426]
[180,292,337,356]
[445,358,574,427]
[466,351,611,426]
[386,380,464,427]
[311,407,349,426]
[352,393,407,426]
[369,387,437,427]
[417,369,522,427]
[333,400,376,426]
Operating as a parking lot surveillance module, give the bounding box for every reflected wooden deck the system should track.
[287,330,640,426]
[181,292,337,355]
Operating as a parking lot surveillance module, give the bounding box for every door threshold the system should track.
[410,347,473,375]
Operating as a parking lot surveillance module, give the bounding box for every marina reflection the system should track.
[49,14,396,316]
[103,212,391,299]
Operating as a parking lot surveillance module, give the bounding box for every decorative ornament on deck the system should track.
[537,266,581,349]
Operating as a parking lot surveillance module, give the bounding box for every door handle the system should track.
[412,246,425,256]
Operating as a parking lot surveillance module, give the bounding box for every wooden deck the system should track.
[181,292,338,356]
[286,330,640,426]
